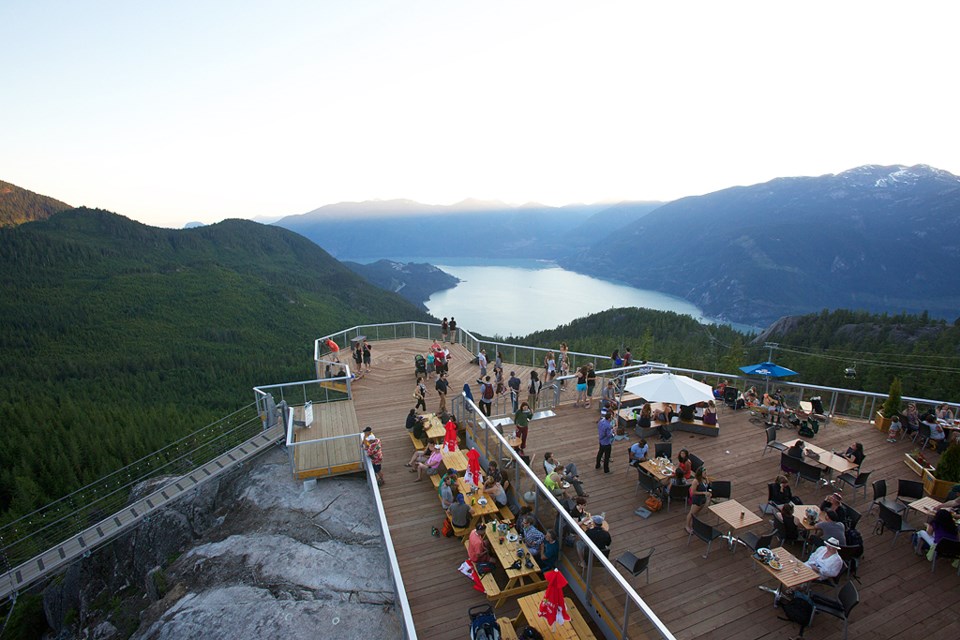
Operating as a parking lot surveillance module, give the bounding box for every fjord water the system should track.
[413,259,739,337]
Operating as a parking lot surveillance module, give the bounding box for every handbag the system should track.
[645,495,663,512]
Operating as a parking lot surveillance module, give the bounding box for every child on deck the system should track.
[887,415,902,443]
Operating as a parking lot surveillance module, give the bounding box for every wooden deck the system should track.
[351,338,960,640]
[291,399,362,479]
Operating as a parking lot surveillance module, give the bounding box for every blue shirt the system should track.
[629,442,648,461]
[598,417,615,445]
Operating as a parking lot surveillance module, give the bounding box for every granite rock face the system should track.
[44,447,399,640]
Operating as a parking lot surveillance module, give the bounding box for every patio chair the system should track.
[666,482,690,512]
[896,479,924,507]
[836,470,871,501]
[710,480,732,503]
[736,530,775,564]
[635,467,662,497]
[795,460,823,489]
[654,442,672,460]
[616,547,655,585]
[876,504,917,548]
[760,483,780,515]
[762,426,787,456]
[771,515,801,549]
[688,453,704,473]
[803,533,824,560]
[810,581,860,640]
[780,452,803,477]
[687,515,723,559]
[913,421,932,450]
[842,504,862,531]
[838,543,864,584]
[866,479,904,516]
[930,538,960,575]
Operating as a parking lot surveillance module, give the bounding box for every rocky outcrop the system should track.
[42,447,400,640]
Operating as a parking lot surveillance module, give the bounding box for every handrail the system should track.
[461,392,676,640]
[363,455,418,640]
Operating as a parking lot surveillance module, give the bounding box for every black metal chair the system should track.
[688,453,704,473]
[796,460,823,489]
[687,515,723,558]
[913,421,932,450]
[654,442,672,460]
[876,503,917,548]
[710,480,732,503]
[836,470,871,501]
[635,467,662,497]
[780,452,803,477]
[760,482,780,515]
[666,482,690,512]
[736,531,775,564]
[838,543,864,584]
[866,479,905,516]
[896,479,924,507]
[616,547,655,585]
[930,538,960,574]
[771,515,801,549]
[842,504,862,531]
[810,581,860,640]
[763,426,787,456]
[803,533,824,560]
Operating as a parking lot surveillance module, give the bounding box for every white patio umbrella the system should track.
[623,372,715,406]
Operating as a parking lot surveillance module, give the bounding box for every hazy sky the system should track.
[2,1,957,228]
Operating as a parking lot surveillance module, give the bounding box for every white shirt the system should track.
[804,546,844,579]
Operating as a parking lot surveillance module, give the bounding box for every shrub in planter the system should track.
[880,378,902,419]
[934,442,960,483]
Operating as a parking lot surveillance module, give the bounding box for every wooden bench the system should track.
[499,505,514,521]
[497,617,519,639]
[408,432,425,450]
[429,473,442,488]
[462,541,504,604]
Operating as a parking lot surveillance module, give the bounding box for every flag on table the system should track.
[538,569,570,628]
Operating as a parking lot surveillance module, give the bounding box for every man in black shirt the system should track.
[435,372,449,414]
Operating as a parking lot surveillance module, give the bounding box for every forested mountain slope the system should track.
[0,179,72,227]
[0,209,432,520]
[561,165,960,326]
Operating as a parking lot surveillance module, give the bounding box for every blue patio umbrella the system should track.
[739,361,799,378]
[739,361,798,394]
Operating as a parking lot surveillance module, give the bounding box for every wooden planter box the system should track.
[904,453,931,477]
[875,411,892,433]
[923,469,955,500]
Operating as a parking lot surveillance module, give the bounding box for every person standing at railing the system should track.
[585,363,596,409]
[362,340,372,372]
[441,317,449,343]
[449,317,457,343]
[478,349,488,378]
[544,351,557,383]
[527,371,541,410]
[362,427,384,486]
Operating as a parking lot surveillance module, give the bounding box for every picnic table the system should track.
[481,523,546,606]
[421,413,446,441]
[441,448,468,472]
[456,477,500,527]
[512,590,597,639]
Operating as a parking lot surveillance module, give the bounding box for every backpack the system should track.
[798,421,816,438]
[645,495,663,512]
[778,590,814,632]
[469,605,500,640]
[845,528,864,547]
[483,384,494,400]
[441,518,455,538]
[529,380,540,394]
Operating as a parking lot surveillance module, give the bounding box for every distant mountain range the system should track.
[273,199,662,260]
[560,165,960,326]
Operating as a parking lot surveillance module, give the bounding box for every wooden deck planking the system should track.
[292,400,362,478]
[348,338,958,640]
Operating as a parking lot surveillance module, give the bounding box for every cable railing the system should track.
[0,404,263,571]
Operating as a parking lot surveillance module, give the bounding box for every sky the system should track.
[2,1,958,229]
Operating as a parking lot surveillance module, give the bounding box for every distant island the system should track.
[343,259,460,309]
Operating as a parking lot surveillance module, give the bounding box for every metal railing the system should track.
[458,391,676,640]
[363,456,418,640]
[0,404,263,571]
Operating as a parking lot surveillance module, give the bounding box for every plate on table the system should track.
[561,482,571,489]
[768,560,783,571]
[756,548,773,559]
[506,533,519,542]
[477,498,488,506]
